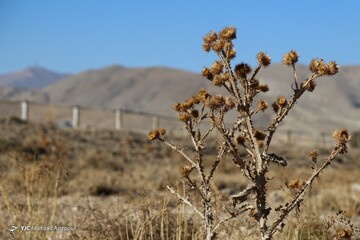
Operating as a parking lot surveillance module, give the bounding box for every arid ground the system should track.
[0,118,359,239]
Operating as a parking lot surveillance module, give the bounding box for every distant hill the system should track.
[0,66,68,89]
[9,64,360,133]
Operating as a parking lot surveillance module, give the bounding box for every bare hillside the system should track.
[0,66,68,89]
[11,64,360,133]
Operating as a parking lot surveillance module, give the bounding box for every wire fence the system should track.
[0,100,338,146]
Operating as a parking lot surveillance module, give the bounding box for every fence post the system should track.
[152,115,159,129]
[72,105,80,128]
[21,100,29,121]
[115,108,123,130]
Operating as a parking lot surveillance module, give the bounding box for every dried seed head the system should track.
[257,99,268,111]
[173,102,182,112]
[333,128,350,144]
[277,96,287,108]
[180,100,194,111]
[158,128,166,136]
[190,95,201,105]
[180,165,193,177]
[147,130,160,141]
[235,63,252,79]
[303,80,317,92]
[212,39,225,53]
[198,88,211,102]
[257,84,269,92]
[220,72,229,82]
[257,141,264,148]
[288,179,304,189]
[219,26,237,40]
[309,59,328,76]
[228,48,236,59]
[202,42,211,52]
[257,52,271,67]
[336,227,352,239]
[309,150,318,163]
[235,135,245,145]
[327,61,339,75]
[190,109,199,118]
[210,61,223,75]
[254,130,266,140]
[179,112,190,122]
[224,96,235,110]
[272,102,279,113]
[309,149,318,159]
[201,67,213,80]
[283,50,299,65]
[213,75,224,86]
[207,95,225,110]
[224,41,233,52]
[203,31,218,44]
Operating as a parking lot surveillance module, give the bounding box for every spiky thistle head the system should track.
[276,96,287,108]
[210,61,223,75]
[256,84,270,92]
[272,102,279,113]
[333,128,350,144]
[212,39,225,53]
[147,128,166,141]
[219,26,237,40]
[283,50,299,65]
[197,88,211,102]
[257,52,271,67]
[235,135,245,145]
[180,165,193,177]
[257,99,268,112]
[201,67,213,80]
[327,61,339,75]
[309,59,328,76]
[235,63,252,79]
[254,130,267,140]
[202,31,218,52]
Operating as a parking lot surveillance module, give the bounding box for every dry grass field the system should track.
[0,118,359,239]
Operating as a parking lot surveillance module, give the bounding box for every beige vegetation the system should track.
[0,119,358,239]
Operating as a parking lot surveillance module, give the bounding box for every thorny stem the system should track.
[200,125,215,142]
[167,185,205,219]
[250,65,262,80]
[268,145,343,238]
[218,53,242,103]
[184,176,206,199]
[229,116,245,138]
[216,124,252,180]
[160,139,198,169]
[291,63,299,90]
[186,107,218,240]
[207,145,226,184]
[264,73,318,154]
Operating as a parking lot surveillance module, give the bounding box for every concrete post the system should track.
[72,106,80,128]
[115,108,123,130]
[152,116,159,129]
[21,100,29,121]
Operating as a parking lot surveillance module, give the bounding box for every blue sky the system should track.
[0,1,359,75]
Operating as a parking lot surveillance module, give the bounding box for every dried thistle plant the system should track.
[148,26,350,240]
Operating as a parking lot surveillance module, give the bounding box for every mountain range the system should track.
[1,64,359,134]
[0,66,68,89]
